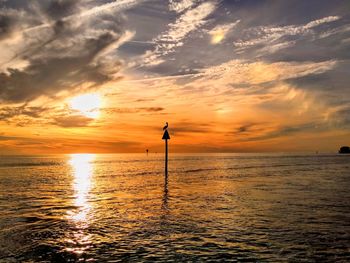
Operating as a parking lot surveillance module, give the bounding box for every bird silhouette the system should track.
[163,122,168,130]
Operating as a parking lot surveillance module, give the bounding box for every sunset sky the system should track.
[0,0,349,154]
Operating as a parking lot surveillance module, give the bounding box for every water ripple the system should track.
[0,154,349,262]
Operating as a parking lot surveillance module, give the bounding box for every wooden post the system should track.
[162,129,170,176]
[165,138,168,175]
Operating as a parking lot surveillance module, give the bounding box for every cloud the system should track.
[23,0,142,34]
[0,135,46,146]
[0,11,15,40]
[0,1,142,103]
[257,41,296,55]
[235,98,350,143]
[233,16,341,53]
[169,0,196,13]
[231,123,266,136]
[103,107,164,114]
[0,134,140,153]
[0,33,122,103]
[125,58,338,89]
[304,16,340,29]
[0,104,50,121]
[241,122,322,142]
[45,0,81,20]
[75,0,142,19]
[198,59,337,85]
[0,135,24,141]
[52,115,94,128]
[0,103,165,128]
[169,121,213,134]
[0,103,97,128]
[141,1,217,66]
[0,104,96,128]
[208,20,240,44]
[319,24,350,39]
[0,1,349,153]
[327,105,350,127]
[0,7,37,41]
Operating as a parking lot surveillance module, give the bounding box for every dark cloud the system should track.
[0,7,28,41]
[96,140,140,150]
[241,123,323,142]
[0,13,13,40]
[0,37,119,103]
[231,123,266,136]
[0,104,50,121]
[0,105,164,128]
[332,106,350,126]
[0,135,20,141]
[134,98,156,102]
[287,61,350,92]
[0,135,46,145]
[0,104,95,128]
[0,1,125,103]
[45,0,80,20]
[103,107,164,114]
[170,121,213,134]
[140,107,164,112]
[0,134,140,152]
[52,115,94,128]
[237,126,249,133]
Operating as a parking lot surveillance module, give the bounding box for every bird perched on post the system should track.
[163,122,168,130]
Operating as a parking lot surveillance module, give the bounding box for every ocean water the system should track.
[0,153,349,262]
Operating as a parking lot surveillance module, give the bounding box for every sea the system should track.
[0,153,349,262]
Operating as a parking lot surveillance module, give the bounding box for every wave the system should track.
[125,162,328,176]
[177,162,330,174]
[0,162,62,168]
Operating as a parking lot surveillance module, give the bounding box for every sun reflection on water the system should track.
[68,154,95,223]
[66,154,95,255]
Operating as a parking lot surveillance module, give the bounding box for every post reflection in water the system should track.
[66,154,95,255]
[162,174,169,211]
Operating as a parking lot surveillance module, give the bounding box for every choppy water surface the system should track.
[0,153,349,262]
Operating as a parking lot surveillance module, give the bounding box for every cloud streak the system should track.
[198,59,337,85]
[23,0,143,34]
[169,0,196,13]
[141,1,217,66]
[233,16,341,53]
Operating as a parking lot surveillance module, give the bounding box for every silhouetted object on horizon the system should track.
[162,122,170,176]
[146,149,149,156]
[162,130,170,140]
[339,146,350,154]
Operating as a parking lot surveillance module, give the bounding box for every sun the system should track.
[210,30,225,44]
[69,93,102,119]
[211,31,225,44]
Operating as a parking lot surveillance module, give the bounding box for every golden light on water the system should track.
[68,154,95,223]
[69,93,102,119]
[66,154,95,254]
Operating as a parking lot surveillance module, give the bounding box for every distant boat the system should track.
[339,146,350,154]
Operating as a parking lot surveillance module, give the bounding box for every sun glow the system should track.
[69,93,102,118]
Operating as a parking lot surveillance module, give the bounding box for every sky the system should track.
[0,0,349,154]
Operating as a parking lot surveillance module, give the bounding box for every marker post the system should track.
[162,129,170,176]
